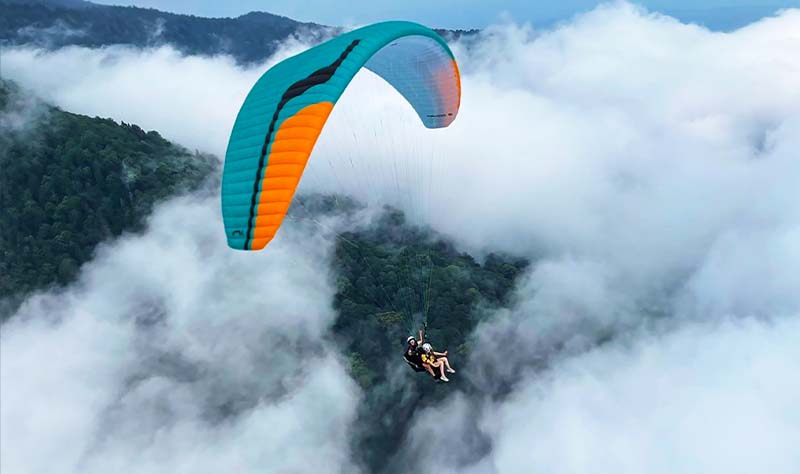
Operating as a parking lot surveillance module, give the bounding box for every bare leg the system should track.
[433,361,448,381]
[440,357,455,373]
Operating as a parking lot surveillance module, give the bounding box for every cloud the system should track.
[396,5,800,473]
[0,196,362,474]
[412,315,800,474]
[0,39,313,157]
[2,3,800,473]
[14,19,88,48]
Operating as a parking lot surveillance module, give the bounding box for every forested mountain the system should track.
[292,195,528,472]
[0,79,218,315]
[0,0,476,63]
[0,0,332,63]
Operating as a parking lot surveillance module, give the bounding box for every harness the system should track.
[404,357,427,372]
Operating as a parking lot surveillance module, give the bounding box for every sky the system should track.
[2,2,800,473]
[89,0,800,29]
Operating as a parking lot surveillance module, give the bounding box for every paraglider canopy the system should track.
[221,21,461,251]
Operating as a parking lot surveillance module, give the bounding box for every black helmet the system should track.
[406,336,416,345]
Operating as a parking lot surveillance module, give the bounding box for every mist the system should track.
[0,194,362,473]
[2,2,800,473]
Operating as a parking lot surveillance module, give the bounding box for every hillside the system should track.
[291,196,528,472]
[0,79,218,313]
[337,220,526,470]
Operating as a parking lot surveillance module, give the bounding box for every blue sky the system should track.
[91,0,799,29]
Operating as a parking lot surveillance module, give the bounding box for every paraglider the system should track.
[221,21,461,250]
[222,21,461,384]
[404,334,426,373]
[403,328,456,382]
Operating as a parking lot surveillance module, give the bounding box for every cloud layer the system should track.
[1,196,362,474]
[411,315,800,474]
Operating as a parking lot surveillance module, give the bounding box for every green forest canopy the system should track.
[0,79,218,310]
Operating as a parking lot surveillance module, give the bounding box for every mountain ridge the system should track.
[0,0,476,63]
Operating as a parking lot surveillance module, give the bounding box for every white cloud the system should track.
[400,6,800,473]
[417,316,800,474]
[1,196,361,474]
[0,40,312,158]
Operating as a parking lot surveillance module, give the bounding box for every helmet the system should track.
[422,343,432,353]
[406,336,416,345]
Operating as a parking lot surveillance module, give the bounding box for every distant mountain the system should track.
[2,0,90,8]
[662,4,792,31]
[0,0,476,63]
[0,0,335,63]
[0,79,218,316]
